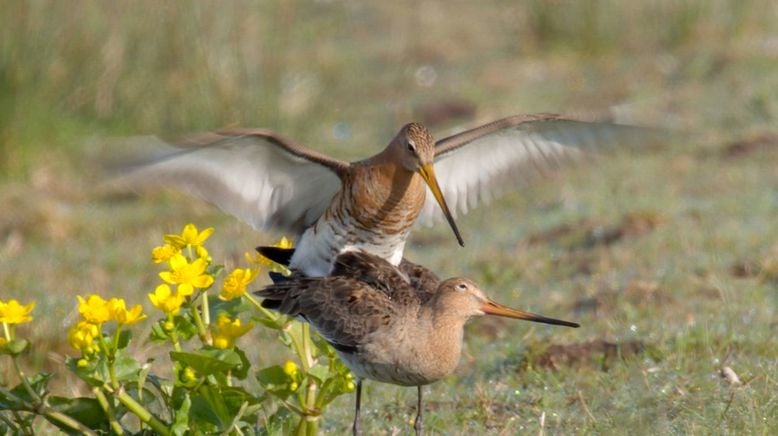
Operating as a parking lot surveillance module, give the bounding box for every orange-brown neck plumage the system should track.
[345,162,426,234]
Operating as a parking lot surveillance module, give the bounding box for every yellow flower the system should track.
[77,295,111,324]
[164,223,214,249]
[159,254,214,296]
[152,243,180,264]
[0,299,35,324]
[211,313,253,349]
[246,236,293,274]
[219,268,259,301]
[68,320,99,352]
[107,298,147,325]
[148,284,185,315]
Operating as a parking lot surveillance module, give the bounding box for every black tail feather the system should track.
[268,271,290,284]
[255,246,295,267]
[260,298,282,310]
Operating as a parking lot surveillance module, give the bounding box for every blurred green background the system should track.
[1,0,777,433]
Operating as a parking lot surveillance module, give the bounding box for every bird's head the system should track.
[389,123,464,246]
[435,278,580,328]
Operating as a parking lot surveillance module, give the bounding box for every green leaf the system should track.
[137,359,153,396]
[2,338,29,355]
[256,365,295,400]
[174,314,198,341]
[190,385,230,428]
[207,264,224,277]
[311,333,337,357]
[260,406,296,436]
[209,295,252,320]
[231,347,251,380]
[170,349,242,377]
[149,321,171,343]
[171,392,191,436]
[0,386,26,410]
[306,364,329,384]
[116,329,132,349]
[67,355,113,387]
[47,396,109,434]
[112,350,142,383]
[0,373,53,410]
[27,372,54,398]
[254,316,284,330]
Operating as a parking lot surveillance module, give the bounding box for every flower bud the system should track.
[282,360,299,377]
[183,367,197,382]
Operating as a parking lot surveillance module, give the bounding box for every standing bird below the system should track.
[115,113,659,276]
[256,251,580,435]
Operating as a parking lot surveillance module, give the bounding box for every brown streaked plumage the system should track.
[116,114,660,276]
[256,251,579,435]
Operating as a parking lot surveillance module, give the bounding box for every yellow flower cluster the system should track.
[68,320,100,353]
[68,294,146,353]
[211,313,253,349]
[151,223,213,264]
[149,224,215,314]
[0,299,35,325]
[159,254,214,296]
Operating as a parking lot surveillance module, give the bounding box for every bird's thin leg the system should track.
[353,379,363,436]
[413,385,424,435]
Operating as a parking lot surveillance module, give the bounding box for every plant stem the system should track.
[43,409,100,436]
[201,291,210,326]
[12,356,41,407]
[190,301,210,345]
[116,390,171,436]
[301,323,315,369]
[97,324,119,390]
[1,384,99,436]
[285,325,307,371]
[244,293,279,323]
[297,322,319,436]
[2,322,11,341]
[166,314,183,352]
[302,380,319,436]
[93,387,124,434]
[314,379,333,410]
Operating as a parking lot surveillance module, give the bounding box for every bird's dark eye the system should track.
[407,140,416,153]
[456,283,468,291]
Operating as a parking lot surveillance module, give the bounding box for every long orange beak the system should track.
[418,163,464,247]
[481,300,579,328]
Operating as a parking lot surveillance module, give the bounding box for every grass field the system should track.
[1,0,777,434]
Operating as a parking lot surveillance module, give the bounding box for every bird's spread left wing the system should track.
[417,114,664,225]
[112,129,349,235]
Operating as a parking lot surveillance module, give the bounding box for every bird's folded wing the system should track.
[417,114,665,225]
[113,129,348,235]
[288,278,400,350]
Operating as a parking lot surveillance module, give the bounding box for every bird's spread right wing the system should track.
[113,129,349,235]
[417,114,666,225]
